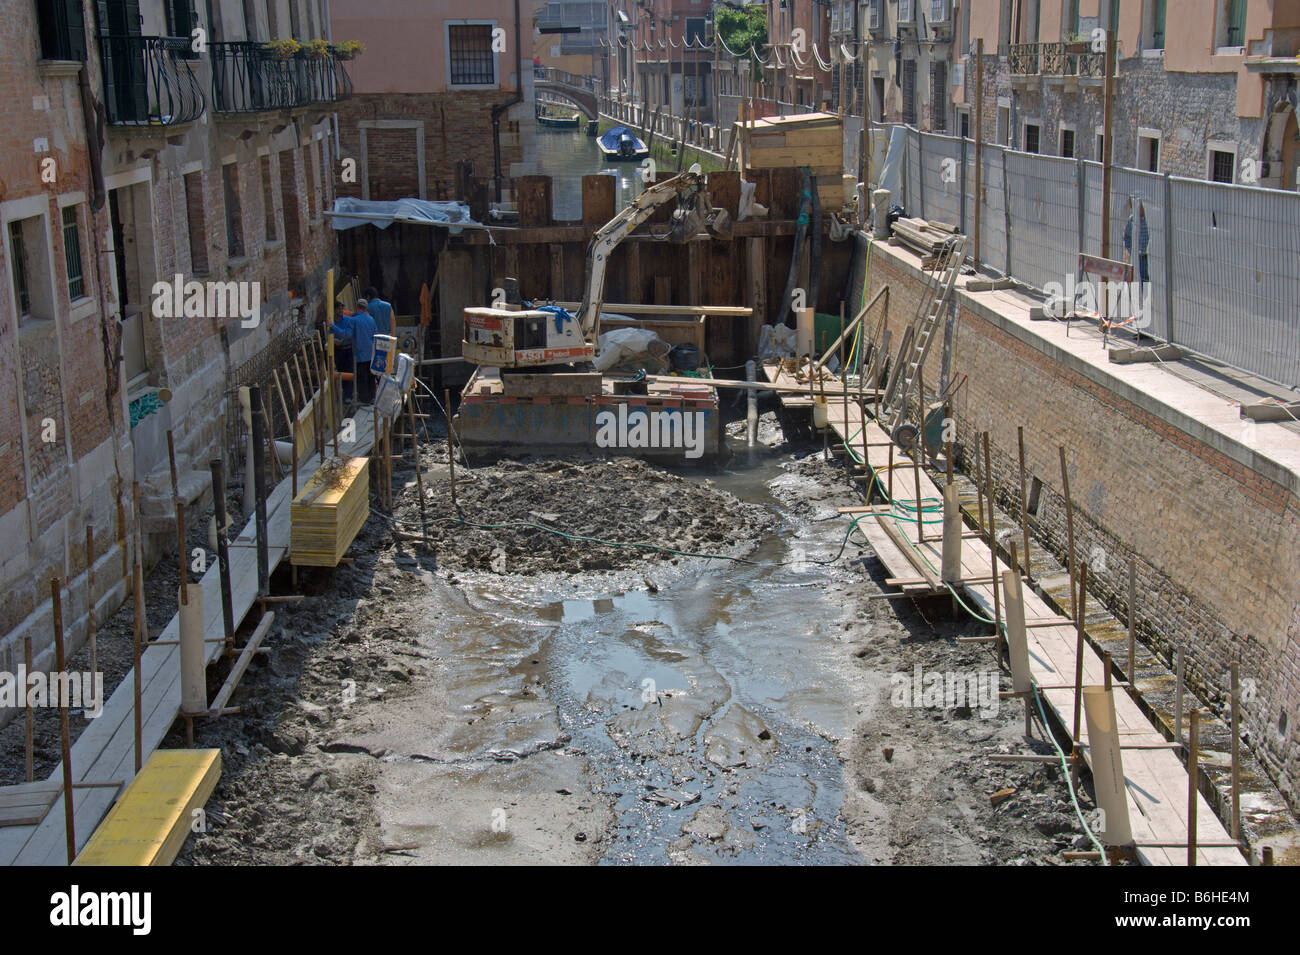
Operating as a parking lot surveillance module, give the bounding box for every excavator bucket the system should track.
[705,207,733,240]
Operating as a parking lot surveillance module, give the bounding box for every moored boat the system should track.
[597,125,649,161]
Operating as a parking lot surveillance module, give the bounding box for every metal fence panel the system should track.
[1004,150,1080,293]
[1170,177,1300,385]
[865,123,1299,387]
[916,131,964,227]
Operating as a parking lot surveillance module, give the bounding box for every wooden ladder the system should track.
[880,235,968,434]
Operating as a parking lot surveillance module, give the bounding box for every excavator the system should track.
[462,166,731,369]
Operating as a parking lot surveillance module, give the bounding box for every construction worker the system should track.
[331,297,355,403]
[365,286,395,337]
[330,299,378,405]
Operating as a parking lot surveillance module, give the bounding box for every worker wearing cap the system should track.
[331,297,356,403]
[365,286,395,337]
[330,299,378,404]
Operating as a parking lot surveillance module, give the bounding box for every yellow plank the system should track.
[73,749,221,867]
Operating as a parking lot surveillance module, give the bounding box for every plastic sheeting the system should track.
[328,197,479,233]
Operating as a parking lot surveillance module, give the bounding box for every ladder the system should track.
[880,235,968,435]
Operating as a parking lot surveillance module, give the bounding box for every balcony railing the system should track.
[1006,41,1106,79]
[211,41,353,114]
[100,35,205,126]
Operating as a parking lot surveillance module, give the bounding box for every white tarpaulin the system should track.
[328,197,480,233]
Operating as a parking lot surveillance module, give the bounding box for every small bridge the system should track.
[534,67,598,120]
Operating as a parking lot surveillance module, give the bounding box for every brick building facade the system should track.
[331,0,537,206]
[0,0,346,730]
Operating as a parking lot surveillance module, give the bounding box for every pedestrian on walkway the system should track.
[1123,199,1150,287]
[330,299,378,405]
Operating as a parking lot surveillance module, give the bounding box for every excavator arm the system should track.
[575,167,731,342]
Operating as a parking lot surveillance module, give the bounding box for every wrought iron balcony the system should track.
[1006,41,1106,79]
[211,41,354,114]
[100,35,205,126]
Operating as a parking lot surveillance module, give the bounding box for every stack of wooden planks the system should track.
[73,750,220,866]
[290,455,370,567]
[890,217,961,266]
[741,112,846,209]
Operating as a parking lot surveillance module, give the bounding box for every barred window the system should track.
[449,25,496,86]
[62,206,85,300]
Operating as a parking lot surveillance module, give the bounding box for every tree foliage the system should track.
[714,3,767,60]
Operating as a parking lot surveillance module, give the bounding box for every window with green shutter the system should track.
[1227,0,1246,47]
[1152,0,1166,49]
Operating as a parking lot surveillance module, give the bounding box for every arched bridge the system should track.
[534,67,598,120]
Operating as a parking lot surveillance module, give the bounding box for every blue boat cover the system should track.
[599,126,642,150]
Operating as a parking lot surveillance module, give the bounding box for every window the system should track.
[61,206,84,300]
[165,1,200,58]
[7,215,55,323]
[1146,0,1166,49]
[997,104,1010,145]
[36,0,87,61]
[222,163,245,259]
[304,143,319,217]
[448,24,496,86]
[930,61,947,132]
[1096,127,1106,160]
[899,0,914,24]
[1138,130,1161,172]
[930,0,949,22]
[959,110,970,140]
[869,0,881,31]
[9,221,30,315]
[260,155,276,241]
[184,171,209,274]
[1226,0,1246,48]
[1024,122,1040,153]
[902,59,917,125]
[1210,147,1236,183]
[685,17,706,44]
[1060,127,1075,157]
[872,76,885,121]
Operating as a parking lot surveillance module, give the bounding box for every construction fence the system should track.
[877,125,1300,390]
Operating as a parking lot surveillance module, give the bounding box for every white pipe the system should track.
[179,585,206,715]
[1083,686,1134,846]
[746,360,757,446]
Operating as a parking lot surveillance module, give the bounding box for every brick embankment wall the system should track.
[864,242,1300,811]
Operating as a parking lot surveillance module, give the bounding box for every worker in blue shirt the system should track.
[330,299,378,404]
[331,298,356,402]
[364,286,395,337]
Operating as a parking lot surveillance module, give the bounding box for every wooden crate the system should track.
[740,112,846,207]
[290,455,370,567]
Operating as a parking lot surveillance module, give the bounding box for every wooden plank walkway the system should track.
[768,363,1247,866]
[0,415,378,866]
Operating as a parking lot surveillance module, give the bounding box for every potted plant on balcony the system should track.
[304,39,331,59]
[331,40,364,60]
[263,37,301,60]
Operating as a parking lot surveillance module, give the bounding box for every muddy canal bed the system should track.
[176,411,1090,865]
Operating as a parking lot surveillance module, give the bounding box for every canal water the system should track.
[533,125,643,219]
